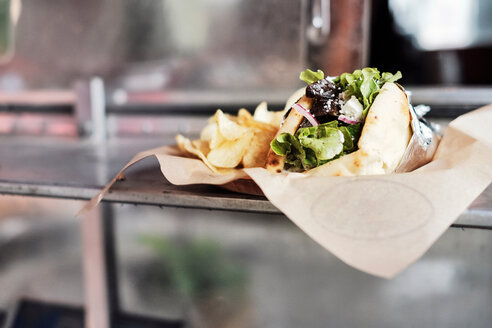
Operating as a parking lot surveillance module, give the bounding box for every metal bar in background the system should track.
[102,203,121,327]
[105,103,283,116]
[0,90,75,105]
[407,86,492,117]
[0,133,491,229]
[1,181,490,229]
[0,87,489,117]
[107,89,295,113]
[0,104,73,114]
[89,78,107,142]
[408,86,492,106]
[0,310,5,327]
[0,86,488,111]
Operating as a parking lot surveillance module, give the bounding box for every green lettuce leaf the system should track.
[339,123,362,151]
[270,132,307,170]
[381,71,402,83]
[333,67,402,118]
[270,121,361,170]
[296,125,344,162]
[299,69,324,85]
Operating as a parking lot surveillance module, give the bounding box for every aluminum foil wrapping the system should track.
[395,103,441,173]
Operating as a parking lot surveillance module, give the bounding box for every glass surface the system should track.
[0,0,305,94]
[1,197,492,327]
[114,204,492,328]
[0,0,369,107]
[0,196,84,308]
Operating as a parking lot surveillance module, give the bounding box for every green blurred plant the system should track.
[0,0,11,57]
[140,236,246,301]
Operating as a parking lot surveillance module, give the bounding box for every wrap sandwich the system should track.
[266,68,412,176]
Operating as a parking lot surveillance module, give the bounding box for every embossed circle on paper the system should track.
[310,180,434,239]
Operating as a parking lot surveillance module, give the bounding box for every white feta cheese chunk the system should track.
[340,96,364,122]
[338,130,345,143]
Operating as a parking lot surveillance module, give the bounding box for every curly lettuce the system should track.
[299,69,324,85]
[333,68,401,117]
[271,121,362,170]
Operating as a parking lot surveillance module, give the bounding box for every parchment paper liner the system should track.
[80,105,492,278]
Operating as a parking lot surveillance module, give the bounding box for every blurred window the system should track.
[390,0,492,51]
[370,0,492,84]
[0,0,306,93]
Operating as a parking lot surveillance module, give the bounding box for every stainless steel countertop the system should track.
[0,135,490,229]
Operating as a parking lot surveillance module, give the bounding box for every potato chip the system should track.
[200,122,216,142]
[207,132,252,168]
[252,101,269,120]
[176,134,218,172]
[215,109,246,140]
[253,102,274,124]
[208,125,224,149]
[242,128,277,168]
[238,108,277,133]
[177,104,281,172]
[252,102,286,128]
[176,134,190,154]
[191,139,211,156]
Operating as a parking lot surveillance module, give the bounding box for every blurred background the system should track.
[0,0,492,327]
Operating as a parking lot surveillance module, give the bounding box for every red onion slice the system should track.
[292,103,319,127]
[338,115,361,125]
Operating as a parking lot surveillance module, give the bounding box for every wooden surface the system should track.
[0,136,491,228]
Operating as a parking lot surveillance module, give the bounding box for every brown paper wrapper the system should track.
[80,105,492,278]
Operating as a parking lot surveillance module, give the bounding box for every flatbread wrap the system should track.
[266,68,412,176]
